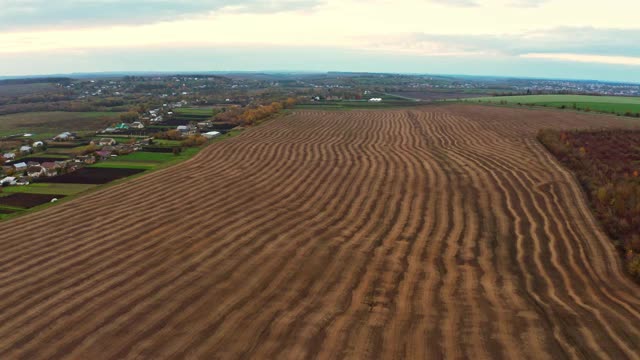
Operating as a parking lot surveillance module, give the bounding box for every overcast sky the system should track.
[1,0,639,82]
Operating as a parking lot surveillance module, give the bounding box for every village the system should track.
[0,103,223,188]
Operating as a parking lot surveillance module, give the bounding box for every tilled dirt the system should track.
[0,105,638,359]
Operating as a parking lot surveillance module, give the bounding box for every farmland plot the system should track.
[0,105,639,359]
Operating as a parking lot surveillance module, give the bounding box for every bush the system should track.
[627,254,640,280]
[181,135,207,147]
[154,130,183,141]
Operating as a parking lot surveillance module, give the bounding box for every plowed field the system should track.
[0,105,639,359]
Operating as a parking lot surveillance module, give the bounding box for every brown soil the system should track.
[0,105,638,359]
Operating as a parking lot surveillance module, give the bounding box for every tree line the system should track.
[538,129,640,280]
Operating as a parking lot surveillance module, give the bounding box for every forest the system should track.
[538,129,640,280]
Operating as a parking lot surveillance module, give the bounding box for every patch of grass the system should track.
[30,153,72,159]
[90,161,156,170]
[174,107,217,116]
[43,148,77,155]
[3,183,96,195]
[464,95,640,116]
[111,151,175,163]
[94,136,144,143]
[153,139,182,146]
[0,111,124,139]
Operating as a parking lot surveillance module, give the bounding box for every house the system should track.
[65,163,80,172]
[27,161,40,168]
[41,162,59,176]
[78,155,96,164]
[99,138,116,146]
[16,177,30,186]
[0,176,16,186]
[103,127,117,133]
[130,121,145,129]
[368,98,382,102]
[54,160,70,169]
[54,132,75,141]
[27,165,45,178]
[95,150,111,160]
[13,162,27,172]
[33,141,44,148]
[20,145,32,154]
[176,125,189,133]
[115,123,130,131]
[3,153,15,161]
[203,131,221,139]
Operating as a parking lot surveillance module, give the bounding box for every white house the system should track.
[0,176,16,186]
[130,121,145,129]
[33,141,44,147]
[3,153,15,161]
[203,131,221,139]
[27,165,45,178]
[99,138,116,146]
[20,145,32,154]
[54,132,74,141]
[368,98,382,102]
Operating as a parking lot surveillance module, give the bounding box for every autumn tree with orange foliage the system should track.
[153,129,183,140]
[215,98,296,127]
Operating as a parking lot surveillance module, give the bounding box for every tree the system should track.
[182,135,207,147]
[153,129,183,141]
[284,97,297,108]
[120,111,140,123]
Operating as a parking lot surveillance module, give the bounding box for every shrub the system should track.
[181,135,207,147]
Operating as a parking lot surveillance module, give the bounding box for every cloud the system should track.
[0,0,320,30]
[430,0,479,7]
[520,53,640,66]
[375,27,640,59]
[509,0,548,7]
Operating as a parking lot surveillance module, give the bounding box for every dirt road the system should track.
[0,105,639,359]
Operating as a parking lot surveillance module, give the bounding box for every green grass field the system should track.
[3,183,96,196]
[90,161,156,170]
[465,95,640,115]
[90,151,189,170]
[174,107,217,116]
[113,152,176,162]
[153,139,182,146]
[0,111,123,138]
[94,136,145,143]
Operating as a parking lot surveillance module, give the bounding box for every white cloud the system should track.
[0,0,321,29]
[1,0,640,76]
[521,53,640,66]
